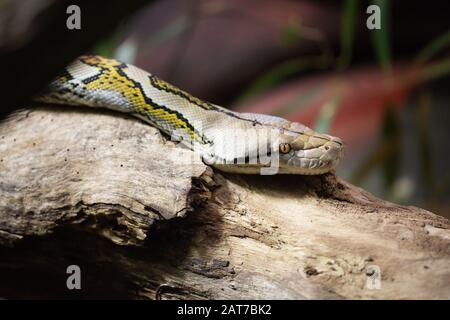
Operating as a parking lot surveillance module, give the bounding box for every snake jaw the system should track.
[277,133,344,174]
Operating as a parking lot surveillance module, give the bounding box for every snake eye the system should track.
[279,143,291,154]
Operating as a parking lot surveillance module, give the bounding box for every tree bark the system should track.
[0,106,449,299]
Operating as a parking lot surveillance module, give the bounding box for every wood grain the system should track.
[0,107,449,299]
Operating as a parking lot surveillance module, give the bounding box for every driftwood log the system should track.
[0,106,449,299]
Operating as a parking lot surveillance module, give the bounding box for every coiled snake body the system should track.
[36,55,344,175]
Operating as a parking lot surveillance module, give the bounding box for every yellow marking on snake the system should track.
[80,56,202,143]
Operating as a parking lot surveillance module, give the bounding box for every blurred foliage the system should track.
[421,57,450,83]
[276,83,323,117]
[144,15,189,48]
[280,18,303,48]
[350,105,401,196]
[238,55,331,103]
[416,90,433,202]
[370,0,391,72]
[314,95,341,133]
[416,30,450,64]
[92,24,125,58]
[239,16,333,103]
[337,0,358,70]
[381,105,401,198]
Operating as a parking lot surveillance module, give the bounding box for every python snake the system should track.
[35,55,344,175]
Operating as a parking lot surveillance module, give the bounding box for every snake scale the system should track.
[35,55,344,175]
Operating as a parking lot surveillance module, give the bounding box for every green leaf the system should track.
[337,0,358,70]
[314,95,341,133]
[92,30,123,57]
[238,55,330,103]
[370,0,391,72]
[416,29,450,64]
[420,57,450,83]
[381,104,401,191]
[280,19,303,48]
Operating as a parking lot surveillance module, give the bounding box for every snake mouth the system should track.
[280,136,344,174]
[281,157,339,175]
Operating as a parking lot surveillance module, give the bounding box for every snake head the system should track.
[275,124,344,175]
[200,117,344,175]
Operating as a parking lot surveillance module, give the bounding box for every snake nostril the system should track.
[324,146,330,151]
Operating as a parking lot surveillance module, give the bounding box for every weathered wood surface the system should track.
[0,107,449,299]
